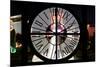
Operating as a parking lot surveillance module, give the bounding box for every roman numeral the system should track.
[64,44,71,54]
[69,39,77,47]
[43,48,49,56]
[38,15,48,26]
[66,19,75,29]
[57,8,63,16]
[32,37,46,42]
[63,11,70,19]
[50,45,55,58]
[43,12,49,20]
[32,27,46,32]
[61,50,67,57]
[35,40,43,51]
[35,20,43,27]
[65,42,74,52]
[65,16,73,25]
[57,8,63,23]
[53,50,56,59]
[49,8,55,16]
[49,8,55,23]
[65,13,71,21]
[52,8,55,16]
[61,42,74,57]
[57,8,60,16]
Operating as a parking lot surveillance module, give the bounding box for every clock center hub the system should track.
[46,23,66,45]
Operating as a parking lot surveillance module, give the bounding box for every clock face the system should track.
[30,7,80,60]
